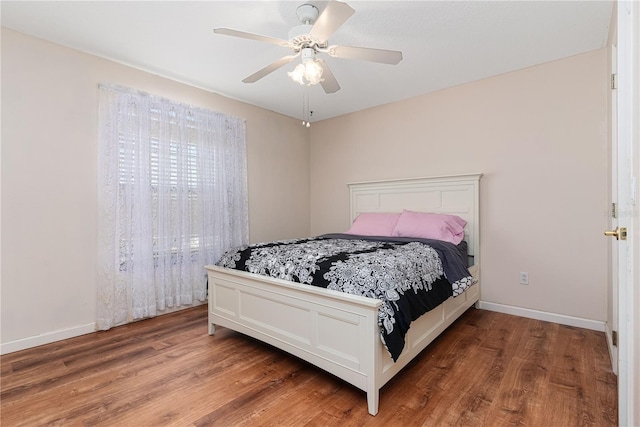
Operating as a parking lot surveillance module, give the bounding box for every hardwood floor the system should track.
[1,305,617,426]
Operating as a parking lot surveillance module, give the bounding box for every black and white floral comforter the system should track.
[216,233,477,361]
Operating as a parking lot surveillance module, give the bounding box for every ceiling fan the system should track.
[214,1,403,94]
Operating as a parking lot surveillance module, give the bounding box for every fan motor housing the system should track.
[287,4,327,51]
[288,24,326,51]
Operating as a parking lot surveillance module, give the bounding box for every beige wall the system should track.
[1,29,310,348]
[310,49,609,322]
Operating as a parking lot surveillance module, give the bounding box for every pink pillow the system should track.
[346,212,401,236]
[391,210,466,244]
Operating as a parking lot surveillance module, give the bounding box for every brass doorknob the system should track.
[604,227,627,240]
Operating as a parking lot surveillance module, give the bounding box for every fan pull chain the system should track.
[302,87,311,127]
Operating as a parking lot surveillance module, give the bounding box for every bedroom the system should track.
[1,0,638,425]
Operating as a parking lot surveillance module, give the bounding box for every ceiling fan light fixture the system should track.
[288,63,307,85]
[303,60,324,85]
[288,47,324,86]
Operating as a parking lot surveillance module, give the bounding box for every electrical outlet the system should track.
[519,272,529,285]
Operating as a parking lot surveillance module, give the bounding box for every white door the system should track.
[610,2,638,425]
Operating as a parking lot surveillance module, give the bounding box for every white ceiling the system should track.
[1,1,613,122]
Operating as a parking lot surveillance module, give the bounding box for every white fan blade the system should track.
[328,45,403,65]
[317,60,340,94]
[309,1,355,42]
[242,55,297,83]
[214,28,289,47]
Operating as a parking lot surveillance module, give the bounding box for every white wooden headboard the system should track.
[348,174,482,264]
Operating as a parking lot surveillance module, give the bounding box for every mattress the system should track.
[217,233,477,360]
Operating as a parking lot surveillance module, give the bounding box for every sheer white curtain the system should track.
[97,84,248,330]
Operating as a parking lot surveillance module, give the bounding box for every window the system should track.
[97,84,248,330]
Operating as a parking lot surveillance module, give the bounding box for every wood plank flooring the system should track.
[1,305,617,426]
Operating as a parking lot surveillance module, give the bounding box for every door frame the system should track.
[608,43,618,375]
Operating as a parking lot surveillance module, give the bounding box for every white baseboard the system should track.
[477,301,606,332]
[2,301,604,355]
[0,323,96,355]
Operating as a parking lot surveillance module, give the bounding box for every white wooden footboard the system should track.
[206,263,480,415]
[206,265,384,415]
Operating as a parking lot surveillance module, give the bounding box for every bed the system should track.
[205,173,482,415]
